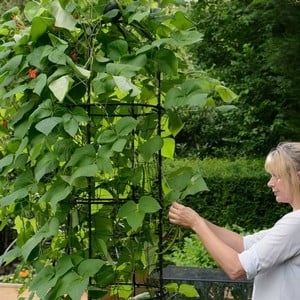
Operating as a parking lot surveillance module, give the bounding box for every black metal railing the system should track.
[162,265,253,300]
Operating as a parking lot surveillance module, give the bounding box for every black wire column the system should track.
[156,70,165,299]
[75,100,165,299]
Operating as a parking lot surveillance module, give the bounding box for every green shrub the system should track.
[164,233,217,268]
[164,225,256,268]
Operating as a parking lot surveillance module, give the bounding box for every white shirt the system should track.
[238,210,300,300]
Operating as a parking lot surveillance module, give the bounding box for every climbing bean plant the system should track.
[0,0,237,299]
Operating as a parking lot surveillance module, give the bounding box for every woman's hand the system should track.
[168,201,202,229]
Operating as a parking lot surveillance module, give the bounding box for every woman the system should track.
[169,142,300,300]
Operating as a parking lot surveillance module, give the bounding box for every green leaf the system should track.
[156,48,178,75]
[34,152,58,182]
[118,200,138,218]
[179,284,199,297]
[136,44,153,55]
[181,173,209,198]
[47,66,70,82]
[115,117,138,136]
[121,54,147,68]
[63,113,78,137]
[50,0,77,31]
[73,107,89,123]
[111,138,127,152]
[139,196,161,213]
[170,30,203,47]
[170,11,193,30]
[7,139,22,153]
[128,11,149,23]
[66,56,91,79]
[106,63,140,78]
[215,85,239,103]
[107,40,128,61]
[216,104,237,113]
[66,145,96,167]
[166,167,193,192]
[161,137,175,159]
[97,129,117,144]
[27,45,53,69]
[167,110,184,137]
[49,33,68,48]
[35,117,62,136]
[164,283,178,294]
[60,272,89,300]
[55,256,74,278]
[0,55,23,74]
[3,84,27,99]
[14,120,32,139]
[138,136,163,161]
[0,188,28,206]
[164,79,209,109]
[0,247,21,266]
[113,75,140,96]
[31,17,54,42]
[29,73,47,95]
[46,270,88,300]
[49,75,74,102]
[48,48,67,65]
[30,98,53,120]
[0,154,14,171]
[118,197,160,231]
[40,180,72,212]
[65,164,98,186]
[118,200,145,231]
[22,218,59,261]
[14,170,34,190]
[78,259,105,277]
[96,155,113,175]
[24,1,43,22]
[30,266,57,299]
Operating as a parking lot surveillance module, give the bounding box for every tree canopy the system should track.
[176,0,300,158]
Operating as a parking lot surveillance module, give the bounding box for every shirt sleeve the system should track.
[238,212,300,279]
[243,228,270,250]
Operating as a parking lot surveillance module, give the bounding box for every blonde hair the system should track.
[265,142,300,200]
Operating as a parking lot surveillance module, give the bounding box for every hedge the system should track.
[164,157,291,231]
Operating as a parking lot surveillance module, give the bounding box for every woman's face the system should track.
[267,174,294,206]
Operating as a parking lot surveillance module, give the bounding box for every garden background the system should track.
[0,0,299,299]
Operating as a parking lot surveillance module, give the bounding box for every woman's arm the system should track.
[169,202,246,280]
[204,219,245,252]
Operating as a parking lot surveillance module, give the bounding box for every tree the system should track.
[178,0,300,158]
[0,0,235,298]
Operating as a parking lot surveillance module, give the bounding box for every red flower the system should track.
[28,68,38,79]
[71,51,78,62]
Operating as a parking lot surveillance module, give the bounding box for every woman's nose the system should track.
[268,175,279,187]
[267,177,275,187]
[267,181,272,188]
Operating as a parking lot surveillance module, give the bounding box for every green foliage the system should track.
[164,223,257,269]
[183,0,300,158]
[0,0,236,299]
[165,282,199,298]
[164,233,217,268]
